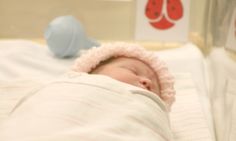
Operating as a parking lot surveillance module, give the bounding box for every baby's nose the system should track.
[139,77,152,91]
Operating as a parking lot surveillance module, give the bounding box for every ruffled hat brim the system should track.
[72,42,175,110]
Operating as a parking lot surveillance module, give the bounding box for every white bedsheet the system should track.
[155,44,214,138]
[0,39,215,141]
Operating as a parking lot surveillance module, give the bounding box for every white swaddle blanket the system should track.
[0,72,173,141]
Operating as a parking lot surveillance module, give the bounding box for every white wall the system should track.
[0,0,210,41]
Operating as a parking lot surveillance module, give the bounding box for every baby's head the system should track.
[91,57,161,96]
[72,42,175,108]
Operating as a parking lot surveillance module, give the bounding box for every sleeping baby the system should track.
[0,42,175,141]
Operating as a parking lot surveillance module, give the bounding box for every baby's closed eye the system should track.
[120,66,138,75]
[128,68,138,75]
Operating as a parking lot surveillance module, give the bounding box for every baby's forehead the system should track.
[96,57,157,78]
[113,57,157,75]
[115,57,149,66]
[110,57,145,66]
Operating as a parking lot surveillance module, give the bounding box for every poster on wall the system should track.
[135,0,190,42]
[226,9,236,52]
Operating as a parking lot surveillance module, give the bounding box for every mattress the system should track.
[0,39,215,141]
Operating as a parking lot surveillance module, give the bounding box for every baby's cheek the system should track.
[113,76,136,86]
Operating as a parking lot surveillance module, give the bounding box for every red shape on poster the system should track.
[145,0,183,30]
[150,15,174,29]
[145,0,163,19]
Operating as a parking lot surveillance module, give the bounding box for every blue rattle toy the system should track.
[44,15,100,58]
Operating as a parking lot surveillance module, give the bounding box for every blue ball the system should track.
[44,16,99,58]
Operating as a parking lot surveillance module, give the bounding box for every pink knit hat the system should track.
[72,42,175,109]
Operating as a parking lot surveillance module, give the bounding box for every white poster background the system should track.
[226,9,236,52]
[135,0,190,42]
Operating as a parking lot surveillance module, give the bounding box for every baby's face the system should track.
[92,57,160,96]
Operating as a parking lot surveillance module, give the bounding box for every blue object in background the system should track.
[44,15,100,58]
